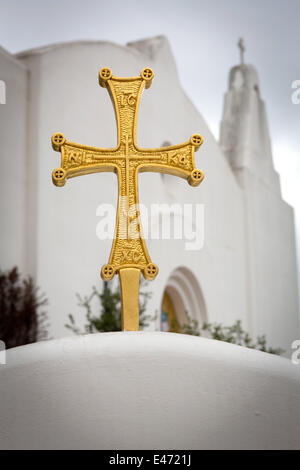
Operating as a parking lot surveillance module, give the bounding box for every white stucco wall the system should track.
[1,332,300,450]
[0,47,27,272]
[241,169,299,353]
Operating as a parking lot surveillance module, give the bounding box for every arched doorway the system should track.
[160,266,207,332]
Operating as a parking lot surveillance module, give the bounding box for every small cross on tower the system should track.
[238,38,246,65]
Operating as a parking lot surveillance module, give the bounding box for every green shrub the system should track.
[0,267,48,348]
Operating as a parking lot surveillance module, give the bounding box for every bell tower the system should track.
[220,39,280,192]
[219,40,299,351]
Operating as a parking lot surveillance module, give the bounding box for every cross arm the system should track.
[136,134,204,186]
[51,133,120,187]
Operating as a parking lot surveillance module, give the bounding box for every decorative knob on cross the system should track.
[51,67,205,331]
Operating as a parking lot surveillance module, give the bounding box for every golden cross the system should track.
[51,67,204,331]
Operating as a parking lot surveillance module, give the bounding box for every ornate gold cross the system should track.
[51,67,204,331]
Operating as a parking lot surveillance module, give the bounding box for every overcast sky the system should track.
[1,0,300,292]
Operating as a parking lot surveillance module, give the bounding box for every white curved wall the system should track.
[0,332,299,450]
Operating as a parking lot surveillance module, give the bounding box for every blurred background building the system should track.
[0,35,298,352]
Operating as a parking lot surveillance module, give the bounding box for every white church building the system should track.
[0,35,299,353]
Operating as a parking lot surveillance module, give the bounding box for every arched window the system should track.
[160,266,207,332]
[0,80,6,104]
